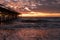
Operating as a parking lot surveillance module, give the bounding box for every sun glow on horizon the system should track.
[18,12,60,17]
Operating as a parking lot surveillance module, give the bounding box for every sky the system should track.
[0,0,60,12]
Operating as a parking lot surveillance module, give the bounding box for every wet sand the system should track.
[0,28,60,40]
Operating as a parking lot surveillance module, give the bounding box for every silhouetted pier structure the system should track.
[0,4,20,22]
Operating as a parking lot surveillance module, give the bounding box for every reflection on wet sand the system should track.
[0,28,60,40]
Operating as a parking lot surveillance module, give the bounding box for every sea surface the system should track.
[0,17,60,40]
